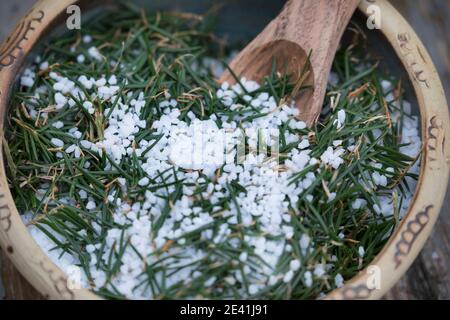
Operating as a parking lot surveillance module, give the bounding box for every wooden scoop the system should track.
[219,0,360,126]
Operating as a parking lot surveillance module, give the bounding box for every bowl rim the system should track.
[0,0,448,300]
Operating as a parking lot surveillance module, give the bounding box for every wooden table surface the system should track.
[1,0,449,300]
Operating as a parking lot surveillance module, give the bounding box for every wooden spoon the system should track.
[219,0,360,126]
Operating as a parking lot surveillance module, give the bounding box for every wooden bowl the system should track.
[0,0,448,300]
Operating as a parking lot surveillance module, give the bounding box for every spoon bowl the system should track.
[220,0,360,126]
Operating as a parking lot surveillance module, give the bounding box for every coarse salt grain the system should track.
[88,47,102,61]
[290,259,301,271]
[52,121,64,129]
[83,35,93,43]
[86,201,96,210]
[358,246,365,257]
[334,274,344,288]
[138,177,149,186]
[77,54,86,63]
[298,139,310,149]
[352,198,367,210]
[283,270,294,283]
[334,110,346,129]
[304,271,313,287]
[239,252,248,262]
[51,138,64,147]
[313,264,325,277]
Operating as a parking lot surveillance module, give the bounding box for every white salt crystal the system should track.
[304,271,313,287]
[138,177,149,186]
[77,54,86,63]
[52,121,64,129]
[290,259,301,271]
[334,274,344,288]
[51,138,64,147]
[82,35,92,43]
[88,47,102,61]
[86,201,96,210]
[283,270,294,283]
[358,246,365,257]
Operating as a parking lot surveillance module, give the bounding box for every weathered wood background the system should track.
[0,0,449,299]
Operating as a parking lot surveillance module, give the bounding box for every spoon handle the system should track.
[274,0,360,76]
[277,0,360,123]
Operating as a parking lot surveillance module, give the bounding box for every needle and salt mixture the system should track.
[6,7,421,299]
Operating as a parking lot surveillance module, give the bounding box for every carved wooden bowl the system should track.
[0,0,448,300]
